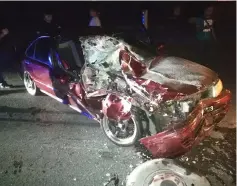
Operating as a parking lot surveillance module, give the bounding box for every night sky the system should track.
[0,1,235,48]
[0,1,235,27]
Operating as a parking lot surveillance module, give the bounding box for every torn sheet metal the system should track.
[79,35,217,99]
[78,35,225,154]
[139,90,231,158]
[79,35,218,127]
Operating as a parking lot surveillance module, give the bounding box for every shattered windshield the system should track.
[79,35,157,97]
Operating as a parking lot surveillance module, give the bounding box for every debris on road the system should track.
[103,173,119,186]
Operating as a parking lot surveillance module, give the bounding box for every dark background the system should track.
[0,2,236,185]
[0,1,236,65]
[0,1,235,33]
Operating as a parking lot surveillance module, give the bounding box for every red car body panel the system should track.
[24,58,56,96]
[102,94,132,121]
[134,78,186,101]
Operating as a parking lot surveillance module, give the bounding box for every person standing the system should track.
[196,5,216,41]
[88,8,102,27]
[0,27,11,88]
[195,5,217,64]
[36,10,61,37]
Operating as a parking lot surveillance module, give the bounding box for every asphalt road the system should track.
[0,48,236,186]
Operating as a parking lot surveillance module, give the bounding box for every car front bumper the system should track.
[140,89,231,158]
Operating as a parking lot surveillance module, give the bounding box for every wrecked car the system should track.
[22,35,231,158]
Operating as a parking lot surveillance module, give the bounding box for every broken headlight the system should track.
[203,79,223,98]
[211,79,223,97]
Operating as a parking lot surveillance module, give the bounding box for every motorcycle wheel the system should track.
[101,114,141,147]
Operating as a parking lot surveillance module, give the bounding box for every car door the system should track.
[24,40,36,79]
[35,37,71,99]
[27,37,54,94]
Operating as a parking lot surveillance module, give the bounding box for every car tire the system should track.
[126,159,211,186]
[23,71,39,96]
[101,112,141,147]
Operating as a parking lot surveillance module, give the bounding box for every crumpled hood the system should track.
[142,56,218,95]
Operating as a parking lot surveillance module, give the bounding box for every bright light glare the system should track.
[213,79,223,97]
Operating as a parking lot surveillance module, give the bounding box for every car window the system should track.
[58,41,83,69]
[35,38,51,64]
[26,42,36,58]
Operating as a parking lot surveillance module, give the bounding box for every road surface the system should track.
[0,48,236,186]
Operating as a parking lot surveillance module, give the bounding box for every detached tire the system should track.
[101,114,141,147]
[23,71,39,96]
[126,159,211,186]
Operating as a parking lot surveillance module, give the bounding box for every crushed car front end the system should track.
[78,35,231,154]
[118,50,232,158]
[139,79,231,158]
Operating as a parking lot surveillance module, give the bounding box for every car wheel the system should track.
[24,71,39,96]
[101,114,141,147]
[126,159,211,186]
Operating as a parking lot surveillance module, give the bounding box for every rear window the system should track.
[35,38,51,63]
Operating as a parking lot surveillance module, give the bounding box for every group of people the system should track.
[162,5,217,64]
[0,5,216,89]
[0,8,102,89]
[36,8,102,37]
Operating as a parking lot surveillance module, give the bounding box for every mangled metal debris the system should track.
[77,35,231,157]
[23,34,231,159]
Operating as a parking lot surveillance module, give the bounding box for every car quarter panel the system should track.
[25,57,54,94]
